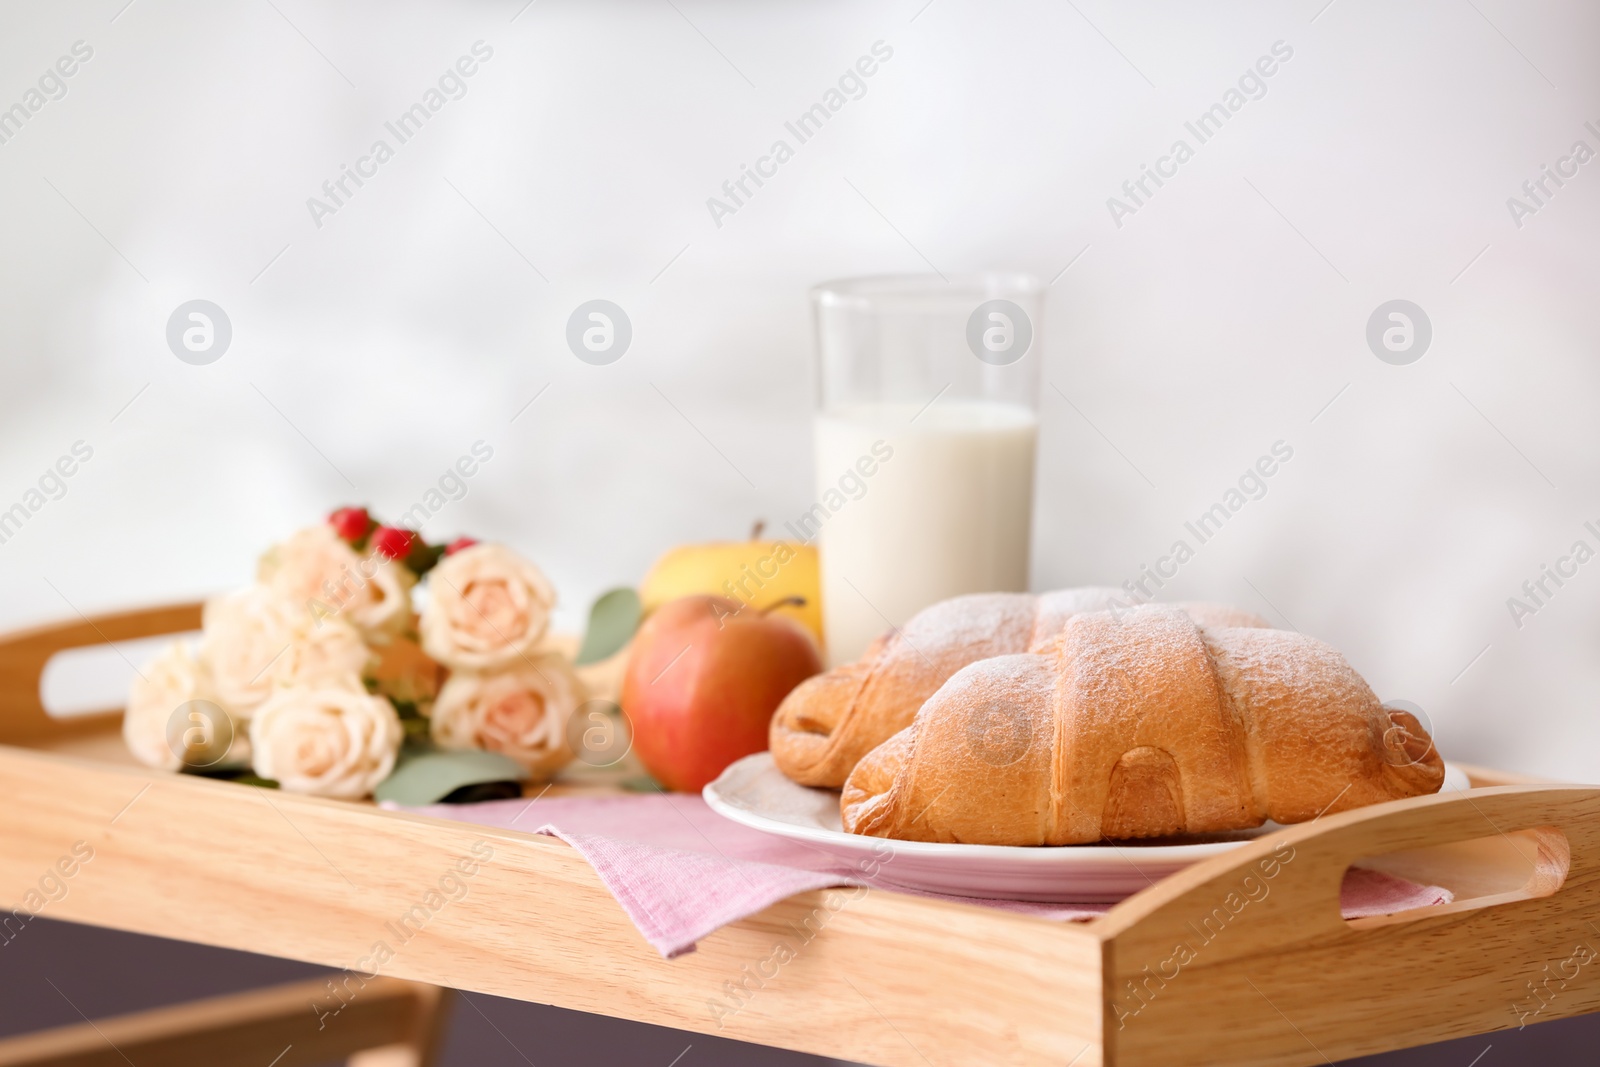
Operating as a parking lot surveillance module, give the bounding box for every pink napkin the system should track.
[391,793,1452,958]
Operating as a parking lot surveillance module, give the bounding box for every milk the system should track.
[811,400,1037,665]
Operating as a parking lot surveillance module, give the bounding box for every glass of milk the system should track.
[808,275,1042,665]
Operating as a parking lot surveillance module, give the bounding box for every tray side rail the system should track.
[0,602,203,743]
[0,742,1105,1067]
[0,975,447,1067]
[1096,783,1600,1067]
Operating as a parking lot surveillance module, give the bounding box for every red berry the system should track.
[328,506,372,542]
[370,526,417,561]
[445,537,479,556]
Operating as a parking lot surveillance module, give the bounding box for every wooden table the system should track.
[2,604,1595,1066]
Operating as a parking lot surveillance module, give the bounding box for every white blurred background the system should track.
[1,0,1597,781]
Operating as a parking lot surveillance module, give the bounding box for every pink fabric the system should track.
[390,793,1452,958]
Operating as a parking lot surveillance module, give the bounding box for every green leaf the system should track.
[441,781,523,804]
[373,748,529,806]
[575,586,641,665]
[406,540,447,577]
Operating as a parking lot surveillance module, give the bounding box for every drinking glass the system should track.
[806,274,1043,664]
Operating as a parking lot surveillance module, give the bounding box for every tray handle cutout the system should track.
[1345,823,1570,930]
[1100,785,1600,949]
[0,601,202,741]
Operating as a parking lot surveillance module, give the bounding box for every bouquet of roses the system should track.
[121,507,585,799]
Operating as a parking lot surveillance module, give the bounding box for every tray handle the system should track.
[0,601,203,741]
[1098,783,1600,945]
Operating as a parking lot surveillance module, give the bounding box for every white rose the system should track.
[429,655,582,780]
[123,641,250,770]
[258,524,415,640]
[249,683,402,798]
[202,586,372,718]
[421,544,556,671]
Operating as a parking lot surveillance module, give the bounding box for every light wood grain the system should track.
[0,745,1104,1067]
[1457,762,1551,788]
[3,603,1596,1067]
[0,601,201,743]
[0,975,445,1067]
[1097,784,1600,1066]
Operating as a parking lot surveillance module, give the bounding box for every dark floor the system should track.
[0,916,1589,1065]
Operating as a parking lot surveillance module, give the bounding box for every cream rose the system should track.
[249,683,402,797]
[421,544,555,671]
[258,524,415,640]
[202,586,372,718]
[429,655,582,780]
[123,641,250,770]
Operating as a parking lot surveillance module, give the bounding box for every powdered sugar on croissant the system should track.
[840,605,1443,845]
[770,589,1270,789]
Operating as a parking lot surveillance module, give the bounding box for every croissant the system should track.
[770,588,1270,788]
[840,605,1443,845]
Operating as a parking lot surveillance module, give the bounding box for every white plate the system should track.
[703,752,1472,903]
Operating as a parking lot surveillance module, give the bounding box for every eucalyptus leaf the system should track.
[575,586,642,665]
[374,749,529,805]
[441,781,524,804]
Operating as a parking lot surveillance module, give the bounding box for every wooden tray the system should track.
[0,603,1593,1067]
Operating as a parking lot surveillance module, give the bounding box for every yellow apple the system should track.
[639,530,823,647]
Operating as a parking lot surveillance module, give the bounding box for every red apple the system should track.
[622,595,822,793]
